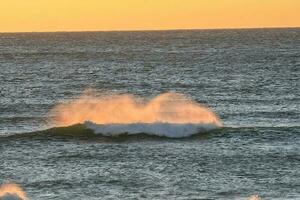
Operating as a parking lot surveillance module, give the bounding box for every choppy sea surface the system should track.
[0,28,299,200]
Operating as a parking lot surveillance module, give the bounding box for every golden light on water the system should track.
[50,92,222,127]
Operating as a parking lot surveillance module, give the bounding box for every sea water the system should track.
[0,29,299,199]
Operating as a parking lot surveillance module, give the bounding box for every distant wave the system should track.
[0,122,222,140]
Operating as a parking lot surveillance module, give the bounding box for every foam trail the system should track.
[0,184,28,200]
[50,91,222,127]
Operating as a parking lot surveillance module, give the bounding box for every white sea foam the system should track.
[85,121,219,138]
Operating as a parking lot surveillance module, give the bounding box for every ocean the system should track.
[0,28,299,200]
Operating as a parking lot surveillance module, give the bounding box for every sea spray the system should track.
[50,91,222,127]
[0,183,28,200]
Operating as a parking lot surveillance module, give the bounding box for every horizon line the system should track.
[0,26,299,34]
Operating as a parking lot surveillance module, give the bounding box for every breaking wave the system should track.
[0,183,28,200]
[43,91,223,138]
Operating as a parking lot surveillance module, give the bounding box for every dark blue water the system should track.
[0,28,299,200]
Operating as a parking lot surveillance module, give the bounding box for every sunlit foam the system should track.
[50,91,222,127]
[0,183,28,200]
[247,195,261,200]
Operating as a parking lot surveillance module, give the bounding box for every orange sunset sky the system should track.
[0,0,299,32]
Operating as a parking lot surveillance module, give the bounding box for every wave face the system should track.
[85,121,219,138]
[50,92,222,127]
